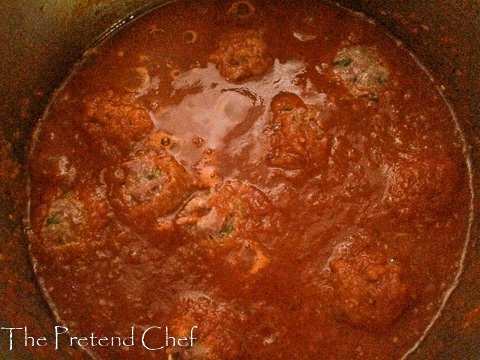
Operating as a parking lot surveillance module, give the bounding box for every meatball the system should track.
[176,181,272,274]
[37,187,112,251]
[81,90,153,151]
[266,92,329,171]
[329,245,409,328]
[176,181,271,240]
[105,149,195,230]
[384,156,461,221]
[210,29,273,82]
[333,46,389,98]
[167,294,244,360]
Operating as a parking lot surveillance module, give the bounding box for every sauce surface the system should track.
[28,0,471,359]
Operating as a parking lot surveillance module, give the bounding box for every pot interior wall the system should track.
[0,0,478,358]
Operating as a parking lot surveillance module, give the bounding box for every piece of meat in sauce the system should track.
[176,181,272,275]
[80,90,153,153]
[333,46,389,98]
[167,294,244,360]
[210,29,273,82]
[147,132,223,188]
[105,149,195,232]
[384,156,461,221]
[328,242,410,328]
[266,92,329,171]
[36,187,112,251]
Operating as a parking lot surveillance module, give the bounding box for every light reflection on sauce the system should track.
[153,60,329,177]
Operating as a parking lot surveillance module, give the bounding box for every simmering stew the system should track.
[28,0,472,359]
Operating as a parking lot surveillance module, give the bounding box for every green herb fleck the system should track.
[333,58,353,67]
[220,224,234,236]
[46,216,60,225]
[147,168,162,180]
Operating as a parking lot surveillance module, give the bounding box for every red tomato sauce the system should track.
[28,0,472,359]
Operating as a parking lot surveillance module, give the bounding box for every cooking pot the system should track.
[0,0,479,358]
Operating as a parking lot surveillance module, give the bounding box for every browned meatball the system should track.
[176,181,272,274]
[167,294,245,360]
[105,149,195,231]
[176,181,271,240]
[35,187,112,251]
[333,46,389,98]
[81,90,153,151]
[384,156,461,221]
[210,29,273,82]
[266,92,329,171]
[329,245,409,328]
